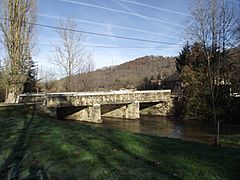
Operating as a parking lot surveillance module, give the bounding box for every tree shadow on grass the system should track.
[3,107,239,179]
[70,122,240,179]
[0,105,49,180]
[73,124,176,179]
[0,106,24,118]
[27,115,176,179]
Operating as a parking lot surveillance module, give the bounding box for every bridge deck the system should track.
[46,90,171,107]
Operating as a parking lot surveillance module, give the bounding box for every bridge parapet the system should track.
[46,90,171,107]
[17,93,46,103]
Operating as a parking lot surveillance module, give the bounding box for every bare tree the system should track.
[51,17,87,92]
[0,0,36,103]
[186,0,237,145]
[75,56,95,91]
[0,57,11,100]
[38,66,58,93]
[188,0,236,81]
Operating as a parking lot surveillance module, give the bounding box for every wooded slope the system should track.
[55,55,177,92]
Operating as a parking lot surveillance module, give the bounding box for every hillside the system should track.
[54,55,177,92]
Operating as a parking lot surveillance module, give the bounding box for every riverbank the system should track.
[221,135,240,146]
[0,106,240,179]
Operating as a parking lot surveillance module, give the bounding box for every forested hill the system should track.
[56,55,177,92]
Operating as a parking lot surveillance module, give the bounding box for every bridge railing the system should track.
[17,93,46,103]
[17,90,173,107]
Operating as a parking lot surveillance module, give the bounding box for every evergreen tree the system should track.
[150,75,154,81]
[176,43,191,73]
[157,73,162,80]
[177,43,211,120]
[23,59,38,93]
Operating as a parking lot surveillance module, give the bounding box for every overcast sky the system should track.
[35,0,239,70]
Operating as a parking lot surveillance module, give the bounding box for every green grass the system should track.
[0,105,240,179]
[221,135,240,146]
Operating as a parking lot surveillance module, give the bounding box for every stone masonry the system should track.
[18,90,173,123]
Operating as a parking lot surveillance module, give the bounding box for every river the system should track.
[90,115,240,144]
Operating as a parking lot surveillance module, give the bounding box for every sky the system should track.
[35,0,239,70]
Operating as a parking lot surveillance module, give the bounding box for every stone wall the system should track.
[57,104,102,123]
[140,98,174,116]
[102,101,140,119]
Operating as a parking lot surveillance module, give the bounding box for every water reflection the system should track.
[89,116,240,144]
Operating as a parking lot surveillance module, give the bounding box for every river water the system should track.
[90,116,240,144]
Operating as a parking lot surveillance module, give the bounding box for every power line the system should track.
[0,17,183,46]
[35,43,180,49]
[1,34,182,49]
[14,42,181,50]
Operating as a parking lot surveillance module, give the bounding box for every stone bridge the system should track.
[18,90,174,123]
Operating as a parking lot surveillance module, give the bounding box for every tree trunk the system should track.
[5,89,16,103]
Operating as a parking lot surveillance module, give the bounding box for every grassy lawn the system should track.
[0,105,240,179]
[221,135,240,147]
